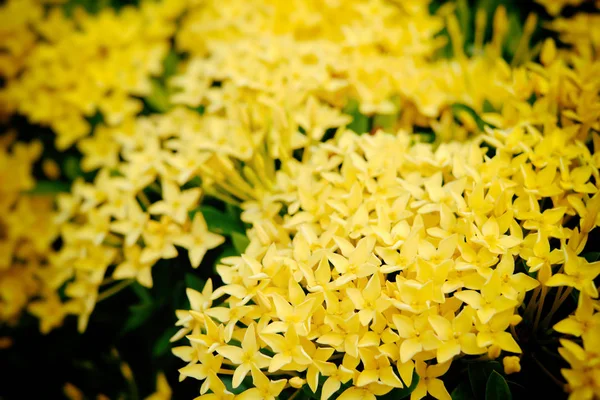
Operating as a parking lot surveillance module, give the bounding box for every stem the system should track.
[288,390,301,400]
[531,353,565,389]
[148,182,162,194]
[218,369,236,375]
[541,287,573,330]
[204,187,240,206]
[525,286,541,321]
[98,279,134,302]
[267,370,300,377]
[137,192,151,208]
[100,276,116,286]
[533,286,548,332]
[103,233,124,247]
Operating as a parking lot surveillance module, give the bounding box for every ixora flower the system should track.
[1,0,600,398]
[172,115,598,400]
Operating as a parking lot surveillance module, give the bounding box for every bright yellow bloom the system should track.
[145,372,172,400]
[216,324,271,387]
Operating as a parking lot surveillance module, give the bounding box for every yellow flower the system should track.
[346,273,391,326]
[215,324,271,387]
[316,361,354,400]
[428,309,486,363]
[554,294,600,337]
[546,246,600,298]
[178,351,224,395]
[261,325,313,373]
[411,360,452,400]
[113,245,154,288]
[475,311,522,354]
[145,372,171,400]
[148,180,201,224]
[393,314,440,364]
[174,213,224,268]
[236,367,286,400]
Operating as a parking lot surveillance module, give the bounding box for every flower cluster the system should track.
[0,0,189,149]
[170,6,600,400]
[0,135,59,330]
[0,0,599,399]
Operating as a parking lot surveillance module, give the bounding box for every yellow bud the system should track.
[492,6,508,50]
[541,39,556,66]
[121,362,133,380]
[63,383,84,400]
[474,8,487,51]
[503,356,521,374]
[43,159,61,180]
[0,337,13,349]
[488,344,502,359]
[289,376,306,389]
[523,13,538,36]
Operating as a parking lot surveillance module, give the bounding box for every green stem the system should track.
[541,287,573,330]
[533,286,548,332]
[531,353,565,389]
[98,279,134,302]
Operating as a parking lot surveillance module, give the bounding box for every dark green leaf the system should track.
[63,156,83,181]
[145,79,171,113]
[343,99,370,134]
[192,205,244,236]
[482,99,496,113]
[130,282,152,305]
[372,114,397,131]
[152,327,177,357]
[302,384,321,399]
[122,304,153,333]
[485,371,512,400]
[451,103,488,131]
[452,380,475,400]
[26,181,70,195]
[221,375,250,395]
[469,361,503,399]
[185,273,205,292]
[583,252,600,262]
[232,232,250,255]
[162,50,180,80]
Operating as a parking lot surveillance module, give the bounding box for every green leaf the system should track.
[145,79,171,113]
[192,205,244,236]
[482,99,496,113]
[130,282,152,305]
[232,232,250,255]
[452,380,475,400]
[343,99,370,134]
[185,273,205,292]
[162,50,180,80]
[485,371,512,400]
[372,114,397,131]
[122,303,153,333]
[583,252,600,263]
[63,156,83,181]
[468,361,503,399]
[26,181,70,195]
[152,327,177,357]
[451,103,488,131]
[220,376,250,395]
